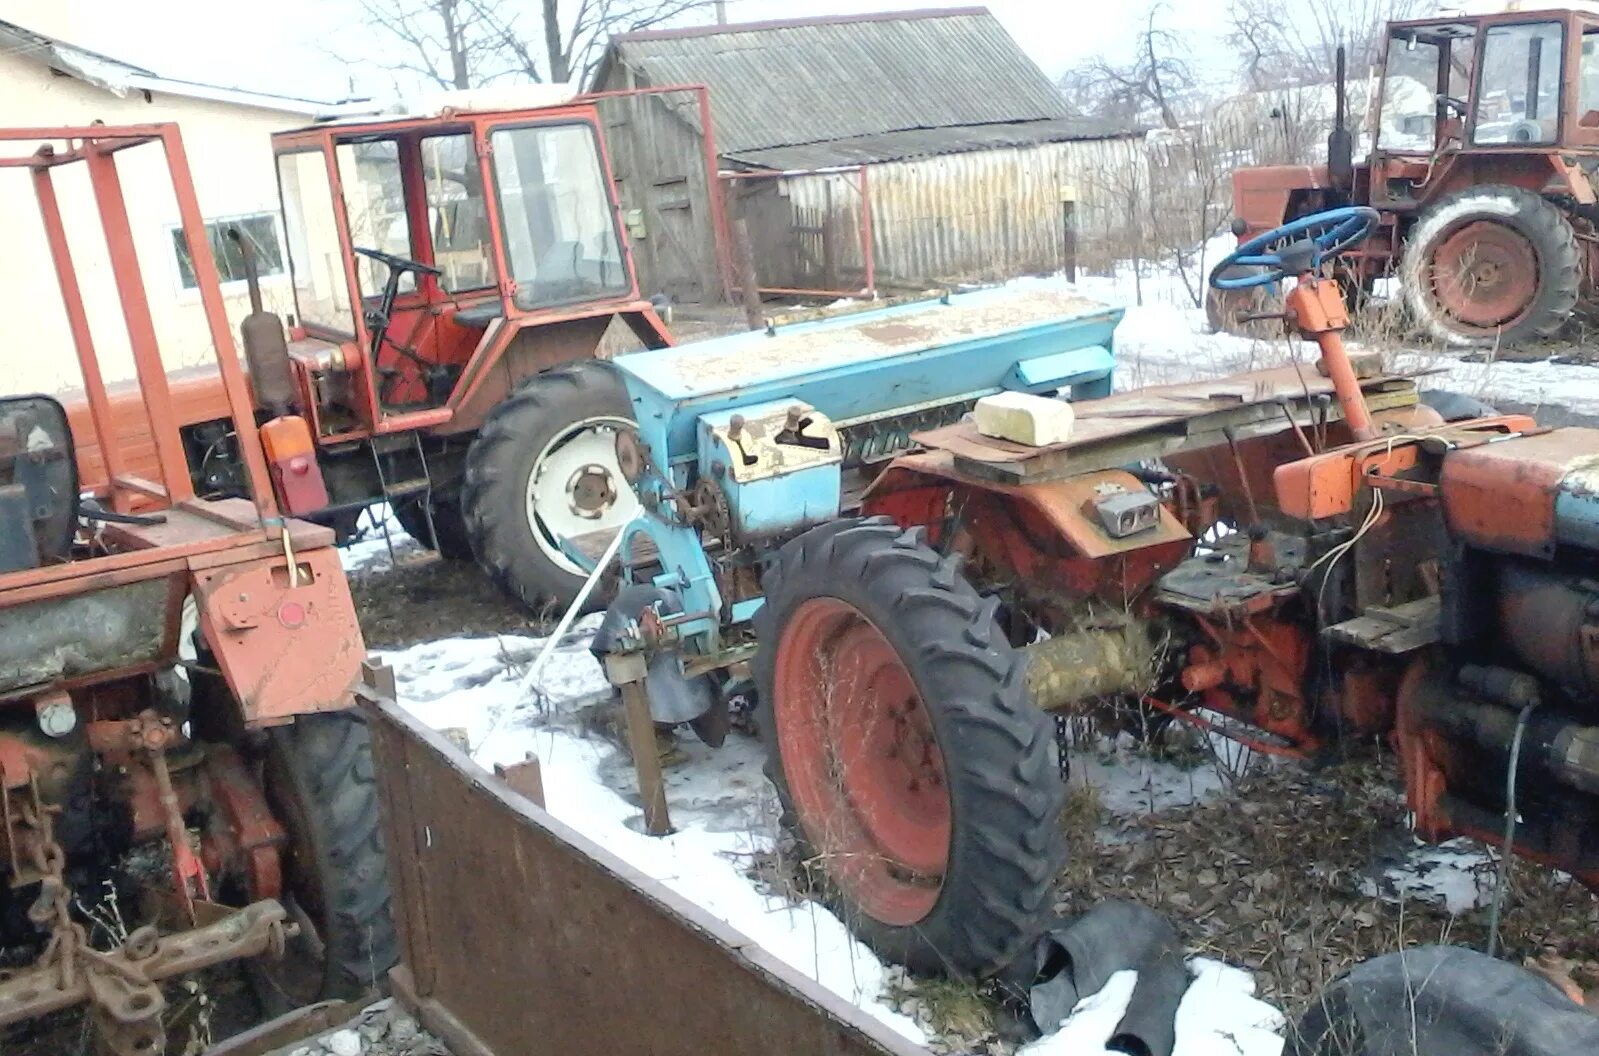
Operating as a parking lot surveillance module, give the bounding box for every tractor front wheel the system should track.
[754,519,1066,978]
[462,362,640,612]
[1401,185,1579,348]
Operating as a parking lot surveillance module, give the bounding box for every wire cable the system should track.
[1487,701,1538,959]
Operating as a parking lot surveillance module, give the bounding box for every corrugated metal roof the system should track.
[595,8,1078,158]
[724,118,1141,169]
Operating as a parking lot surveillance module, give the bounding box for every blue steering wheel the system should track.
[1210,206,1381,289]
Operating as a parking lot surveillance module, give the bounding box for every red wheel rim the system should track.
[1425,220,1539,331]
[773,597,950,925]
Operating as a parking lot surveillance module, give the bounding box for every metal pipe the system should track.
[85,143,195,505]
[31,164,129,503]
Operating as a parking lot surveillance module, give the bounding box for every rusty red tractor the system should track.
[0,125,391,1052]
[70,97,678,611]
[594,205,1599,979]
[1219,6,1599,348]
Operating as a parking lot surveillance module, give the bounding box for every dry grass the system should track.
[1054,755,1599,1009]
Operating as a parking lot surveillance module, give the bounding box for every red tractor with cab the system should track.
[1219,6,1599,349]
[72,98,676,610]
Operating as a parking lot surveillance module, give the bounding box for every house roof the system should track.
[0,17,368,116]
[725,118,1142,170]
[593,7,1120,167]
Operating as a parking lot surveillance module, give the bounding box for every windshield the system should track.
[277,149,353,334]
[1379,26,1474,153]
[1474,22,1563,144]
[422,133,494,293]
[489,122,627,309]
[336,139,414,297]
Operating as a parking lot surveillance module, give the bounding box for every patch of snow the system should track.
[1361,837,1496,914]
[1019,970,1138,1055]
[338,504,422,574]
[1020,959,1282,1056]
[1073,743,1229,819]
[1173,959,1285,1056]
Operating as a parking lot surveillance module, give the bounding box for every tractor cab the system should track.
[1369,8,1599,208]
[270,103,658,439]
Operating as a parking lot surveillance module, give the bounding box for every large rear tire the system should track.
[462,362,639,612]
[754,518,1066,979]
[255,711,396,1008]
[1401,185,1579,348]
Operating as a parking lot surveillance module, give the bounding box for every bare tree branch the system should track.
[351,0,719,92]
[1225,0,1431,90]
[1060,2,1195,129]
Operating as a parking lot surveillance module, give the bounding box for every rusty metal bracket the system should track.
[0,900,291,1052]
[601,652,673,836]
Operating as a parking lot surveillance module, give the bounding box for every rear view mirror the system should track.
[0,395,77,571]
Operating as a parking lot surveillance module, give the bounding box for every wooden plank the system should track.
[1325,595,1442,654]
[925,370,1420,484]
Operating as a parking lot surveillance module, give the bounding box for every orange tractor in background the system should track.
[0,124,391,1053]
[1218,6,1599,348]
[71,96,681,610]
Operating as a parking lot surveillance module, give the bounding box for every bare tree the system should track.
[1060,4,1195,130]
[1227,0,1431,91]
[352,0,716,90]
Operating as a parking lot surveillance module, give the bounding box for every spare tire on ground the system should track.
[1287,945,1599,1056]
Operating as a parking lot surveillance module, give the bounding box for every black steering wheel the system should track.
[353,245,443,278]
[352,247,451,405]
[1209,206,1381,290]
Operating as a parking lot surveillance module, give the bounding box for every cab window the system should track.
[489,123,627,310]
[1474,22,1563,145]
[1580,27,1599,129]
[277,149,353,335]
[1379,28,1472,153]
[335,139,414,296]
[421,134,494,293]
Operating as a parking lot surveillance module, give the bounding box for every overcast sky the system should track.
[0,0,1238,103]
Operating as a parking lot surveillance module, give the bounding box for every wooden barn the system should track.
[590,7,1145,302]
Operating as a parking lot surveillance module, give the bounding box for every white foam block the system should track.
[973,391,1076,447]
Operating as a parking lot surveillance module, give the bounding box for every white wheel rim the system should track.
[523,416,640,576]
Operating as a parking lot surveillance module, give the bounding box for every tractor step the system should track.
[382,478,431,498]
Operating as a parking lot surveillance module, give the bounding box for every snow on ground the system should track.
[1362,837,1497,915]
[1018,960,1283,1056]
[1062,250,1599,419]
[339,505,420,574]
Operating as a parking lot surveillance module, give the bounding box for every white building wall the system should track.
[0,54,309,394]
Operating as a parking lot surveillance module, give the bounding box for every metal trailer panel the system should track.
[360,689,929,1056]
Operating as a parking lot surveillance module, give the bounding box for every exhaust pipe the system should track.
[227,227,297,417]
[1327,45,1354,193]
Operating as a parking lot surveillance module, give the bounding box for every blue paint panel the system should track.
[616,286,1123,461]
[1004,345,1114,391]
[1555,485,1599,550]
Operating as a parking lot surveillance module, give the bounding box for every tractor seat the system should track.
[452,300,505,328]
